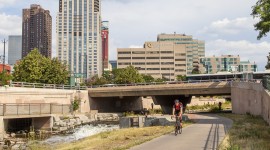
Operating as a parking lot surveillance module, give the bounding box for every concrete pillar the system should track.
[0,117,4,140]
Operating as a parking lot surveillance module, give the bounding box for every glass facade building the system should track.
[57,0,102,78]
[8,35,22,65]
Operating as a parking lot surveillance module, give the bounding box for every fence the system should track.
[9,82,87,90]
[0,103,72,116]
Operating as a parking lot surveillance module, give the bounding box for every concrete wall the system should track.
[0,87,90,113]
[231,82,270,125]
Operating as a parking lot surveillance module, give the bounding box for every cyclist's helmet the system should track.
[174,99,179,103]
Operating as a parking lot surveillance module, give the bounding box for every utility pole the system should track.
[2,39,7,72]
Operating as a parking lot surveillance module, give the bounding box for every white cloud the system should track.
[198,17,258,36]
[206,39,270,71]
[0,13,21,36]
[0,0,17,8]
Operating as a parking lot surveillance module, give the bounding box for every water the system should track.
[44,124,119,144]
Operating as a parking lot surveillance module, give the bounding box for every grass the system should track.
[218,113,270,150]
[186,101,232,112]
[29,121,193,150]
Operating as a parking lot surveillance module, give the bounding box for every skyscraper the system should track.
[8,35,22,65]
[102,21,109,71]
[57,0,102,78]
[22,4,52,58]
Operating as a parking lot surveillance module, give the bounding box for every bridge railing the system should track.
[9,82,87,90]
[88,79,235,88]
[0,103,72,116]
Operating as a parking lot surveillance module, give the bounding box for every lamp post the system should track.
[2,39,7,72]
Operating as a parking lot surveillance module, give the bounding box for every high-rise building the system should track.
[8,35,22,65]
[117,33,205,81]
[57,0,102,78]
[102,21,109,71]
[157,34,205,74]
[239,61,257,72]
[198,55,257,73]
[22,4,52,58]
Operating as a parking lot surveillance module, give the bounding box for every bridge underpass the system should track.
[88,82,231,114]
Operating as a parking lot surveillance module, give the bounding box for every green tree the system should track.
[43,58,69,84]
[155,78,165,83]
[176,75,187,81]
[192,67,200,74]
[0,70,12,85]
[251,0,270,39]
[114,66,144,84]
[13,49,48,83]
[86,75,109,85]
[13,49,69,84]
[141,74,155,83]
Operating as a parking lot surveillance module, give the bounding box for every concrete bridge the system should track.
[88,81,231,113]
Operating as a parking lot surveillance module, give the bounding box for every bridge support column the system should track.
[0,117,4,140]
[153,95,192,114]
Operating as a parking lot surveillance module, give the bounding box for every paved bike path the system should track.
[130,113,233,150]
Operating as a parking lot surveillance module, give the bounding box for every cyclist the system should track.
[172,99,183,127]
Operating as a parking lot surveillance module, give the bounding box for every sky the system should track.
[0,0,269,71]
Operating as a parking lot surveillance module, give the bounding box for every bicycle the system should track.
[173,115,182,136]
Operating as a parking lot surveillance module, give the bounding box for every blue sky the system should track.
[0,0,269,71]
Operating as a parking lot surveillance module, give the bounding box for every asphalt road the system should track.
[130,113,233,150]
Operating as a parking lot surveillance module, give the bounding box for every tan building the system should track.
[198,55,257,74]
[22,4,52,58]
[117,34,205,81]
[239,61,257,72]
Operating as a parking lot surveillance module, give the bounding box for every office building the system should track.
[117,33,205,81]
[109,60,117,70]
[8,35,22,65]
[198,55,257,73]
[57,0,102,78]
[22,4,52,58]
[239,61,257,72]
[102,21,109,71]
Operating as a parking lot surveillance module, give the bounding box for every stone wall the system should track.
[231,82,270,125]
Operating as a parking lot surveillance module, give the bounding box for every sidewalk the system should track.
[130,113,232,150]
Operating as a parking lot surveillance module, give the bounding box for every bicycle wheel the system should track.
[175,126,178,136]
[178,125,182,134]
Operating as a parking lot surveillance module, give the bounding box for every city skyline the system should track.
[0,0,269,71]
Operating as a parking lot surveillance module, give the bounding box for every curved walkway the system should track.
[130,113,233,150]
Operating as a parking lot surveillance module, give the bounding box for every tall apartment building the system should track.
[22,4,52,58]
[8,35,22,65]
[198,55,257,73]
[102,21,109,71]
[57,0,102,78]
[117,34,205,81]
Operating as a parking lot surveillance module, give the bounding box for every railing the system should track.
[0,103,72,116]
[88,79,235,88]
[9,82,87,90]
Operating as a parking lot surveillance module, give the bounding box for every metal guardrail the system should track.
[0,103,72,116]
[88,79,236,88]
[9,82,87,90]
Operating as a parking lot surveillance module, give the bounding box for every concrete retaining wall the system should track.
[231,82,270,125]
[0,87,90,113]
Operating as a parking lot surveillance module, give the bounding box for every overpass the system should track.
[88,81,231,113]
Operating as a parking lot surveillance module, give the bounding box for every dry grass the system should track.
[218,113,270,150]
[30,121,193,150]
